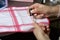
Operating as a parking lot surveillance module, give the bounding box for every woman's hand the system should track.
[33,21,50,40]
[29,3,51,19]
[29,3,59,18]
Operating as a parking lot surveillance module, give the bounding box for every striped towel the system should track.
[0,7,49,33]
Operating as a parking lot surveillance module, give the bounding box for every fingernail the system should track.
[43,27,45,30]
[47,29,50,31]
[31,10,34,13]
[46,26,49,28]
[34,14,37,16]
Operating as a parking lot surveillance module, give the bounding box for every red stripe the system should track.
[9,7,20,31]
[0,7,28,12]
[0,22,49,27]
[0,22,49,32]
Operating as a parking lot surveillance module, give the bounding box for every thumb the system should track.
[33,21,45,29]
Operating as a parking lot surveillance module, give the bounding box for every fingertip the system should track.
[30,9,37,14]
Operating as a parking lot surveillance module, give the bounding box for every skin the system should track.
[33,21,50,40]
[29,3,59,19]
[29,3,60,40]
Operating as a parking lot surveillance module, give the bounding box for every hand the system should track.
[29,3,51,19]
[33,21,50,40]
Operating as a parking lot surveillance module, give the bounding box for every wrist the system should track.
[47,5,59,17]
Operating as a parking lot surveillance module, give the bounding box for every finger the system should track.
[30,9,38,14]
[28,8,38,16]
[44,25,50,31]
[33,14,37,18]
[33,22,46,31]
[33,22,49,37]
[45,26,50,35]
[46,26,50,31]
[44,25,49,31]
[41,25,48,31]
[33,22,45,34]
[41,26,45,31]
[33,21,40,29]
[39,23,49,31]
[39,23,46,31]
[34,14,37,16]
[35,14,44,19]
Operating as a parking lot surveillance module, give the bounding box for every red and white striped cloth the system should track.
[0,7,49,33]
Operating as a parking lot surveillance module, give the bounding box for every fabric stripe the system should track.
[9,7,20,31]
